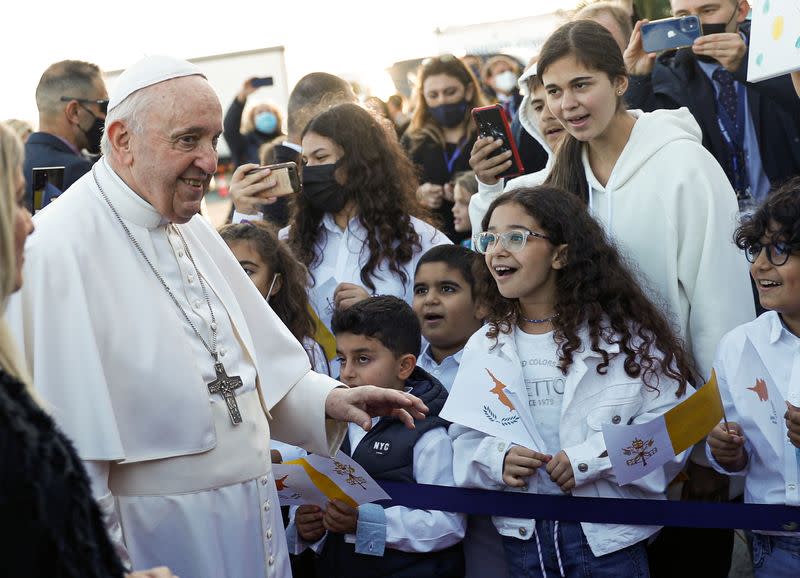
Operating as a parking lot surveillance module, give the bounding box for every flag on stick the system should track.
[602,371,724,485]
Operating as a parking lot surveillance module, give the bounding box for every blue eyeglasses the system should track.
[473,230,550,254]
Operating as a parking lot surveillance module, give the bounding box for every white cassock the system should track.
[7,157,347,578]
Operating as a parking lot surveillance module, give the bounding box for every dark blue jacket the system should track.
[23,132,93,209]
[626,21,800,190]
[315,368,464,578]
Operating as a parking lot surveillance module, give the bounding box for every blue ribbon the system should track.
[377,481,800,533]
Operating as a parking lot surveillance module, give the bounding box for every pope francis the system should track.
[7,55,427,578]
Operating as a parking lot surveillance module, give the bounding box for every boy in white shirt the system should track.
[413,245,486,391]
[290,296,466,577]
[707,178,800,577]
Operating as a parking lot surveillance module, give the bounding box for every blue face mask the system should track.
[429,101,468,128]
[254,111,278,134]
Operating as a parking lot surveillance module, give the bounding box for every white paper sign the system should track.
[442,351,544,451]
[602,415,675,486]
[747,0,800,82]
[735,338,785,460]
[272,463,329,507]
[273,451,390,508]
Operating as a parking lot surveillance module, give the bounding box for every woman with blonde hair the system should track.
[0,123,173,578]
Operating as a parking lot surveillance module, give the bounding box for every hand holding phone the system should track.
[641,16,701,53]
[230,162,299,215]
[471,105,524,180]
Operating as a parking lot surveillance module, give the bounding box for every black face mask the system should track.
[301,163,349,214]
[429,101,468,128]
[79,109,104,154]
[698,6,738,62]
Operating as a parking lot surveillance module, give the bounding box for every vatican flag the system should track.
[602,372,724,485]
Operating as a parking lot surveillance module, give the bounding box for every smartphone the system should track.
[641,16,701,53]
[31,166,65,213]
[246,161,300,198]
[472,105,524,179]
[251,77,274,88]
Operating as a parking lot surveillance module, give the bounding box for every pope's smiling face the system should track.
[127,76,223,224]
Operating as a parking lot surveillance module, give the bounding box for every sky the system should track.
[2,0,581,123]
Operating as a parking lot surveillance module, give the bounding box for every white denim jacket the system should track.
[450,324,690,557]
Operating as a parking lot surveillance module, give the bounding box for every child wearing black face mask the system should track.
[401,55,488,245]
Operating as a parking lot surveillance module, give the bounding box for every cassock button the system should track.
[267,529,273,539]
[263,502,270,511]
[187,274,195,284]
[219,347,227,357]
[498,443,506,452]
[268,556,275,566]
[789,484,797,492]
[193,300,202,309]
[612,415,621,424]
[178,250,184,258]
[261,477,269,485]
[210,322,218,331]
[519,527,528,537]
[578,463,588,473]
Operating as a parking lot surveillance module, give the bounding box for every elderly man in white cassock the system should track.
[6,55,428,578]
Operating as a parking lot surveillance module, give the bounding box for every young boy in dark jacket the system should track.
[290,296,466,578]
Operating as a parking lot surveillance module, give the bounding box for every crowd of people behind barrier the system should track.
[2,1,800,577]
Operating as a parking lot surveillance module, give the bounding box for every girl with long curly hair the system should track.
[402,55,487,244]
[281,103,450,355]
[451,186,696,578]
[219,221,329,376]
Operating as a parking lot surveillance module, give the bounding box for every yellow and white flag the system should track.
[272,451,390,507]
[602,372,724,485]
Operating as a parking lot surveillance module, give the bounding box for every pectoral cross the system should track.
[207,362,244,425]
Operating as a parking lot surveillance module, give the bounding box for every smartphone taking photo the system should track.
[472,105,524,179]
[31,166,65,213]
[641,16,702,53]
[246,161,300,198]
[251,77,274,88]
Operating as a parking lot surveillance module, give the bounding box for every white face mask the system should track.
[266,273,280,302]
[493,70,519,94]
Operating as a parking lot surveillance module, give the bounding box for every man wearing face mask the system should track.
[23,60,108,210]
[624,0,800,211]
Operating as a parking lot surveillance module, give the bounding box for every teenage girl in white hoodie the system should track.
[474,20,754,381]
[451,185,695,577]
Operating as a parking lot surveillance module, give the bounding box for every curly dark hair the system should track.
[219,221,317,348]
[477,186,695,396]
[287,102,428,292]
[734,177,800,250]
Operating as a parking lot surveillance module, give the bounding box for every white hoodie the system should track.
[468,66,554,237]
[470,106,755,378]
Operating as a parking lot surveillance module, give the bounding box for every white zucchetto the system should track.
[108,55,205,112]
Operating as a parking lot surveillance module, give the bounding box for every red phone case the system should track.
[471,104,524,179]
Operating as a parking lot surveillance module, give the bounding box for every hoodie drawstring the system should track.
[531,521,565,578]
[533,523,548,578]
[554,520,565,577]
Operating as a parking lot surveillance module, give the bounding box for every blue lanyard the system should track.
[715,80,748,194]
[716,81,746,151]
[443,139,466,175]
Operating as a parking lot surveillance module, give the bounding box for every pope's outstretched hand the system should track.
[325,386,429,431]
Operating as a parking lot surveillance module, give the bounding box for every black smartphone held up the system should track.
[246,161,300,198]
[472,105,524,179]
[251,77,274,88]
[641,16,702,53]
[31,166,65,213]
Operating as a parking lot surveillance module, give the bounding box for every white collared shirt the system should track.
[706,312,800,525]
[280,213,450,334]
[417,346,463,392]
